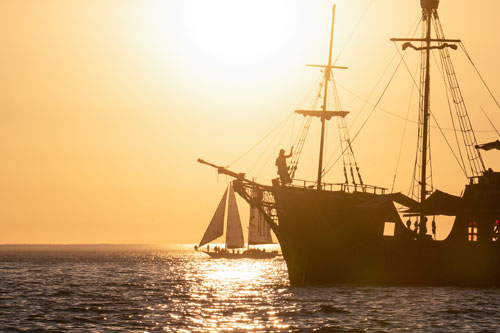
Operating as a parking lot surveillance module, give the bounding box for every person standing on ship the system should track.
[276,147,293,185]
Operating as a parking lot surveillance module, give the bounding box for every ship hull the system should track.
[268,185,500,286]
[280,235,500,286]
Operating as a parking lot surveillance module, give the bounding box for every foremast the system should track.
[316,4,337,190]
[297,5,363,190]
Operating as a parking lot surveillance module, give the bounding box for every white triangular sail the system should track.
[226,183,245,249]
[248,206,274,245]
[199,187,228,247]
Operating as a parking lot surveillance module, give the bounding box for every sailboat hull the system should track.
[202,251,278,259]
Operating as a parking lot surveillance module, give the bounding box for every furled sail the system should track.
[248,206,274,245]
[226,183,245,249]
[199,187,227,247]
[476,140,500,151]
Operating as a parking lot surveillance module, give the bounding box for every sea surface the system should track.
[1,245,500,332]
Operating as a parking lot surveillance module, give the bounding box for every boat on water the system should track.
[199,0,500,285]
[196,183,278,259]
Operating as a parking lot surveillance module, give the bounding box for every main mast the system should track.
[392,0,486,237]
[392,0,452,237]
[418,0,434,236]
[317,4,336,190]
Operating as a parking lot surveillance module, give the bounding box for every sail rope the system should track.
[433,45,468,175]
[480,106,500,137]
[336,83,498,133]
[344,15,421,134]
[321,15,422,178]
[433,13,485,176]
[289,117,312,179]
[330,73,363,185]
[322,50,410,178]
[459,42,500,114]
[226,112,294,169]
[429,108,468,176]
[394,28,469,185]
[391,54,420,193]
[253,73,327,179]
[288,73,325,178]
[332,0,375,66]
[322,58,407,178]
[251,115,294,178]
[226,73,324,173]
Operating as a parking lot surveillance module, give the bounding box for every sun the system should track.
[180,0,302,67]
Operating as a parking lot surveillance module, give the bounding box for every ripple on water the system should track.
[1,250,500,331]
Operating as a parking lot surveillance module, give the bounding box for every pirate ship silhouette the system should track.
[199,0,500,285]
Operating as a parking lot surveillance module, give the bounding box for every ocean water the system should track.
[1,246,500,332]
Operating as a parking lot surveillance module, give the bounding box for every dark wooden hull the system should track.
[202,251,278,259]
[280,235,500,286]
[264,183,500,286]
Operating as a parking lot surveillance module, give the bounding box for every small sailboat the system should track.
[196,183,278,259]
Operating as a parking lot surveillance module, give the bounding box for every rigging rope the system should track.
[337,83,499,133]
[480,106,500,137]
[433,47,468,175]
[321,15,422,178]
[391,52,419,193]
[333,0,375,66]
[254,115,295,179]
[433,14,485,176]
[322,52,410,178]
[226,112,294,168]
[392,26,469,184]
[288,74,324,178]
[460,42,500,114]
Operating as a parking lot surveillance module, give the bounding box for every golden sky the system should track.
[1,0,500,244]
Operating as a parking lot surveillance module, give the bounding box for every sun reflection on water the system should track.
[182,256,290,331]
[4,251,500,331]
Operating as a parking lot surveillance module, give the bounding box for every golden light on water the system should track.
[183,255,290,331]
[204,259,267,283]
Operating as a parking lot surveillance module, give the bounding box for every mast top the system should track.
[421,0,439,10]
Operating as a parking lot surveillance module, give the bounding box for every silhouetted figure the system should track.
[406,219,411,229]
[276,147,293,185]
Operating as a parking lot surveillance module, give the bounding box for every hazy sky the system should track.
[1,0,500,244]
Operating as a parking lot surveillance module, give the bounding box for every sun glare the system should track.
[181,0,299,67]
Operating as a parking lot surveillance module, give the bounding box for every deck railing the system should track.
[289,179,387,195]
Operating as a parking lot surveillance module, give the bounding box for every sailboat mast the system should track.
[419,3,433,236]
[317,4,336,190]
